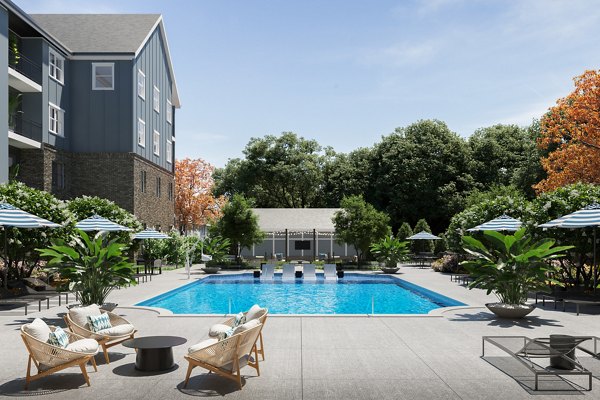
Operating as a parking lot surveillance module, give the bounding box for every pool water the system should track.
[136,273,465,314]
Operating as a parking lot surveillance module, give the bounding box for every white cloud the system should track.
[361,39,440,67]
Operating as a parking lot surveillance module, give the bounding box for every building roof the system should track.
[31,14,161,54]
[252,208,340,233]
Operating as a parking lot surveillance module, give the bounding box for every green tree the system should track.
[396,222,413,241]
[214,132,328,208]
[211,195,265,261]
[322,147,374,207]
[411,219,434,253]
[371,120,475,232]
[434,233,448,254]
[0,182,72,288]
[333,195,391,261]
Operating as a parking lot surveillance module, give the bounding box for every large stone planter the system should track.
[201,266,221,274]
[380,267,400,274]
[486,303,535,319]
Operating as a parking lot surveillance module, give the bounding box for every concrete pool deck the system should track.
[2,266,600,399]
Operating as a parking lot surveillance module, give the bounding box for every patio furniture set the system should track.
[259,263,338,281]
[19,303,268,391]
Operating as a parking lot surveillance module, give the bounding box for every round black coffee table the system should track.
[123,336,187,372]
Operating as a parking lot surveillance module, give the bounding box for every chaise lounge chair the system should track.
[21,318,99,389]
[208,305,268,360]
[303,264,317,281]
[64,304,136,364]
[323,264,338,281]
[282,264,296,281]
[184,321,264,390]
[260,264,275,281]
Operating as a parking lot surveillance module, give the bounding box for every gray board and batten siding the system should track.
[0,6,7,182]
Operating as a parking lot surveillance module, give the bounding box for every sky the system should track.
[14,0,600,167]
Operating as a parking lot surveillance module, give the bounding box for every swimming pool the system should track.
[136,273,465,315]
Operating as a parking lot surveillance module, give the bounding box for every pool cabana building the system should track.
[241,208,358,261]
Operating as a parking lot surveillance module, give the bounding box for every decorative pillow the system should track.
[245,304,263,321]
[23,318,51,342]
[233,312,246,327]
[87,313,112,333]
[217,327,235,341]
[48,327,69,348]
[69,304,102,329]
[232,318,260,336]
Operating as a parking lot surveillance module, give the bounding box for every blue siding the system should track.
[133,27,174,172]
[41,41,70,150]
[0,7,7,183]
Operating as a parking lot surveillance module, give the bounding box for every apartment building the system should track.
[0,1,180,229]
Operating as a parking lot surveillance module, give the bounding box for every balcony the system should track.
[8,31,42,93]
[8,113,42,149]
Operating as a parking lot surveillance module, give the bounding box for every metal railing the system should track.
[8,32,42,84]
[9,113,43,142]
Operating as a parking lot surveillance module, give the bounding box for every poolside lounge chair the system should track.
[208,305,268,360]
[21,318,99,389]
[184,321,263,390]
[323,264,338,281]
[260,264,275,281]
[282,264,296,281]
[64,304,136,364]
[483,335,592,391]
[303,264,317,281]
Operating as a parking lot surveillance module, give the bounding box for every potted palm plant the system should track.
[370,236,410,274]
[461,228,572,319]
[201,235,231,274]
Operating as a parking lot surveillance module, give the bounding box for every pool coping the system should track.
[127,271,475,318]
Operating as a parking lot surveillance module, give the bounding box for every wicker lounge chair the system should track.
[21,318,99,389]
[260,264,275,281]
[323,264,338,280]
[184,322,263,390]
[208,305,268,360]
[303,264,316,281]
[64,304,136,364]
[282,264,295,281]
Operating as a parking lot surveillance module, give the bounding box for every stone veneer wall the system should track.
[16,145,174,229]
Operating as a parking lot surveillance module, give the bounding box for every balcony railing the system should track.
[8,30,42,84]
[9,113,43,143]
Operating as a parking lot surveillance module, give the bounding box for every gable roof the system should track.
[31,14,180,107]
[252,208,340,233]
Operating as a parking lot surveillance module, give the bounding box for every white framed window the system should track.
[137,118,146,147]
[153,130,160,156]
[48,103,64,136]
[49,49,64,84]
[166,139,172,163]
[166,99,172,124]
[153,86,160,113]
[137,69,145,99]
[92,63,114,90]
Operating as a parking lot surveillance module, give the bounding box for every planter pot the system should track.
[485,303,535,319]
[202,266,221,274]
[380,267,400,274]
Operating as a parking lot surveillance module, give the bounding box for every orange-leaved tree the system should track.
[175,158,226,233]
[535,70,600,192]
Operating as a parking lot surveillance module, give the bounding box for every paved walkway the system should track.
[1,266,600,399]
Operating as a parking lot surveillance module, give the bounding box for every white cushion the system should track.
[188,338,218,354]
[23,318,51,342]
[246,305,266,321]
[69,304,102,329]
[97,323,135,337]
[66,338,99,353]
[209,323,231,338]
[232,318,260,336]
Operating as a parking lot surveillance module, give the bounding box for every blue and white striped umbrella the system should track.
[0,203,60,228]
[407,231,441,240]
[75,215,132,231]
[539,203,600,229]
[468,214,522,232]
[133,229,170,239]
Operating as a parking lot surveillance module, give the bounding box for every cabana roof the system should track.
[252,208,340,233]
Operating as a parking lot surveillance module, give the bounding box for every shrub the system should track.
[431,254,460,273]
[411,219,434,253]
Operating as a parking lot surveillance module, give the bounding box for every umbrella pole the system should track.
[3,228,7,289]
[594,227,597,292]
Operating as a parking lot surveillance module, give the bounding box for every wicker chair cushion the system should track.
[232,318,260,336]
[220,354,254,372]
[23,318,51,343]
[69,304,102,329]
[209,324,231,338]
[66,338,99,353]
[245,304,264,321]
[97,323,135,337]
[188,338,218,354]
[48,327,70,348]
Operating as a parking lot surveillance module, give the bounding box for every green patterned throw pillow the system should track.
[47,327,69,348]
[217,327,235,341]
[233,312,246,327]
[87,313,112,333]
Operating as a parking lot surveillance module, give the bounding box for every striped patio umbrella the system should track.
[407,231,441,240]
[467,214,522,232]
[539,203,600,289]
[133,229,170,239]
[0,202,60,228]
[75,215,132,231]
